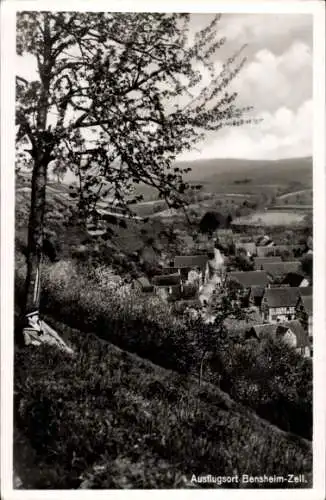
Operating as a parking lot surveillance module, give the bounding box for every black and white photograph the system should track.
[1,0,325,497]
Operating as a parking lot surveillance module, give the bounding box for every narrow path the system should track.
[278,189,311,199]
[199,274,221,305]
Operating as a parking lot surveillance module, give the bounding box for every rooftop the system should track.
[235,242,256,251]
[284,320,310,347]
[299,286,313,297]
[262,261,302,278]
[254,256,282,269]
[174,255,208,269]
[249,320,309,348]
[263,287,300,308]
[135,277,153,290]
[227,271,269,288]
[300,295,313,316]
[152,274,181,287]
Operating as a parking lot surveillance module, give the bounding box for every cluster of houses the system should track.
[133,229,313,359]
[134,250,221,302]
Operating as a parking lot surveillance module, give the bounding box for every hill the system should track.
[179,156,312,186]
[133,156,312,199]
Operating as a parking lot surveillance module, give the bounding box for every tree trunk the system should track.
[18,13,70,348]
[23,152,49,322]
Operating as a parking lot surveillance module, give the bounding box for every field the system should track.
[276,189,313,205]
[232,210,307,227]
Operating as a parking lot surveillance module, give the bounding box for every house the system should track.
[248,286,265,307]
[151,273,181,301]
[225,271,269,307]
[225,270,269,289]
[296,288,313,340]
[152,273,181,287]
[256,244,303,258]
[133,276,154,293]
[246,320,310,357]
[174,255,209,285]
[262,261,302,281]
[261,287,300,323]
[256,246,277,257]
[235,242,257,257]
[256,235,274,247]
[254,256,282,270]
[284,320,311,357]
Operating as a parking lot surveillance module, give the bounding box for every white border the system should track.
[0,0,324,14]
[1,1,325,500]
[312,2,326,498]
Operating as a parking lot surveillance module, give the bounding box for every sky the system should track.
[179,13,313,161]
[16,12,313,162]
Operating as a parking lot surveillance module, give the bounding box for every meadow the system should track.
[232,210,307,227]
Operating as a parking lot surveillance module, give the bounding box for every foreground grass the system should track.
[15,319,312,489]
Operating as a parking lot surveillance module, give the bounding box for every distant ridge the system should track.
[173,156,312,187]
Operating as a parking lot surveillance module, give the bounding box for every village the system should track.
[132,227,313,359]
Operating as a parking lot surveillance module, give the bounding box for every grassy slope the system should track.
[14,316,312,489]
